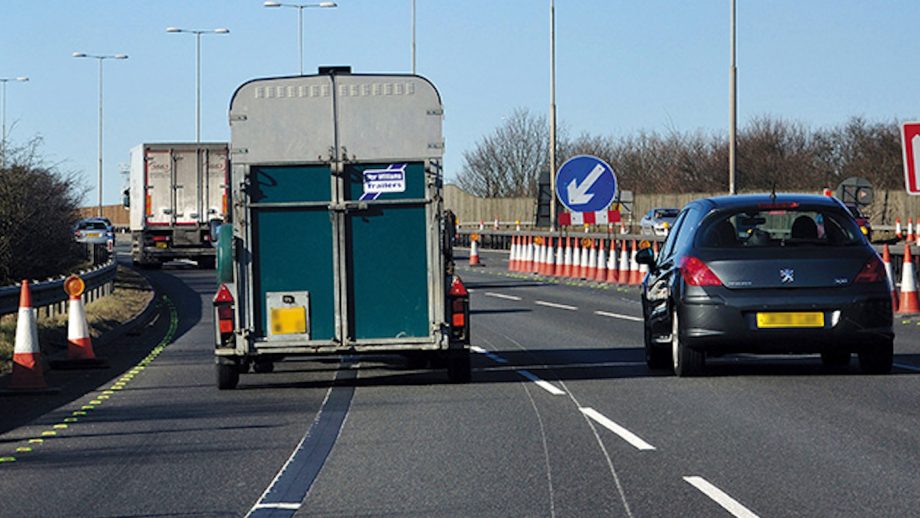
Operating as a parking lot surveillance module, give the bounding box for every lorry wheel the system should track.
[217,361,239,390]
[447,348,471,384]
[253,360,274,373]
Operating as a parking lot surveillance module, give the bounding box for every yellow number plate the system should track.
[155,242,168,249]
[270,307,307,335]
[87,232,100,238]
[756,312,824,329]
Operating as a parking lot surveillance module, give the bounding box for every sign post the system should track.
[901,122,920,195]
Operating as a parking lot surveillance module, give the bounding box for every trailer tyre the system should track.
[447,348,471,384]
[217,360,240,390]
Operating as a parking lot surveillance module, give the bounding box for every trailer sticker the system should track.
[360,163,407,201]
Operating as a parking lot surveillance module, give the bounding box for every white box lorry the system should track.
[127,142,229,268]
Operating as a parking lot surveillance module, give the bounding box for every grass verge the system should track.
[0,266,153,374]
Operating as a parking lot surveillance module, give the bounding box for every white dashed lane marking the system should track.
[534,300,578,311]
[485,292,523,301]
[594,310,643,322]
[517,370,566,396]
[579,407,656,451]
[683,476,760,518]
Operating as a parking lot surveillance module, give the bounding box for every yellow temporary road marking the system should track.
[0,457,16,463]
[64,418,78,423]
[28,439,43,444]
[53,424,68,430]
[72,411,87,416]
[81,405,94,410]
[41,431,56,437]
[16,447,31,453]
[98,395,110,400]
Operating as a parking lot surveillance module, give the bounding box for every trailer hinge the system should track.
[427,109,444,116]
[231,148,249,155]
[229,114,247,122]
[428,142,445,150]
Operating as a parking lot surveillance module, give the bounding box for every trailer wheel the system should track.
[447,348,471,384]
[217,361,239,390]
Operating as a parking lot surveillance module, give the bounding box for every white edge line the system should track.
[471,346,509,364]
[485,292,523,301]
[579,407,656,451]
[517,370,566,395]
[894,362,920,373]
[594,310,643,322]
[535,300,577,311]
[683,476,760,518]
[252,503,302,510]
[470,346,487,354]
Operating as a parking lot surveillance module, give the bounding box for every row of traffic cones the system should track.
[507,235,653,286]
[2,279,106,394]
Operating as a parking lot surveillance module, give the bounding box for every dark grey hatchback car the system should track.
[638,194,893,376]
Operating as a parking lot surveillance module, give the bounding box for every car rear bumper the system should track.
[679,290,893,354]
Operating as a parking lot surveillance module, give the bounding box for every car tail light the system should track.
[448,276,469,342]
[854,256,886,284]
[213,284,235,341]
[679,256,723,286]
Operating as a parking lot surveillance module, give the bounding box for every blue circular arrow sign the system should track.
[555,155,618,213]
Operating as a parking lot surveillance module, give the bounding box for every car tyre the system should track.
[671,309,704,377]
[858,339,893,374]
[821,351,850,367]
[644,321,670,370]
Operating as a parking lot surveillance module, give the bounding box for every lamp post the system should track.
[729,0,737,195]
[0,76,28,170]
[263,2,337,75]
[166,27,229,227]
[73,53,127,217]
[412,0,416,74]
[549,0,557,231]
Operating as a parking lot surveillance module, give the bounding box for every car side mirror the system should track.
[636,247,656,268]
[122,188,130,208]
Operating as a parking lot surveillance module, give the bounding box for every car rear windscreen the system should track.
[698,207,862,248]
[79,222,108,230]
[655,209,679,219]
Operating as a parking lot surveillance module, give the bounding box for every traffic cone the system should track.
[908,218,915,243]
[606,239,619,283]
[572,238,582,279]
[629,241,641,285]
[4,281,55,393]
[586,240,598,280]
[538,237,547,274]
[469,238,482,266]
[579,239,591,279]
[618,240,630,285]
[508,236,518,272]
[595,239,608,282]
[883,244,898,312]
[562,237,573,277]
[523,236,533,273]
[546,237,556,276]
[898,244,920,314]
[554,236,564,277]
[50,294,109,369]
[895,217,902,239]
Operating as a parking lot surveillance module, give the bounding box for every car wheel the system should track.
[858,339,893,374]
[821,351,850,367]
[644,321,670,370]
[216,361,239,390]
[671,309,704,377]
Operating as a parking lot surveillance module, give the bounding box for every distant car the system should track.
[639,207,679,236]
[845,203,872,241]
[638,194,893,377]
[74,218,114,244]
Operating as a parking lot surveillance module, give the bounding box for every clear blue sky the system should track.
[2,1,917,206]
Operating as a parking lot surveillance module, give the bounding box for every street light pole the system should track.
[73,53,127,217]
[412,0,416,74]
[263,2,338,75]
[0,76,29,170]
[729,0,737,195]
[549,0,557,231]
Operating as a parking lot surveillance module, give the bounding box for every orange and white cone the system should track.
[524,236,534,273]
[66,295,97,361]
[618,240,630,285]
[554,236,564,277]
[580,240,591,279]
[595,239,608,282]
[586,240,598,280]
[898,244,920,314]
[572,238,582,279]
[883,244,897,312]
[629,241,641,285]
[562,237,573,277]
[895,217,902,239]
[908,218,915,243]
[469,238,481,266]
[508,236,518,272]
[9,280,48,390]
[606,239,619,284]
[546,237,556,276]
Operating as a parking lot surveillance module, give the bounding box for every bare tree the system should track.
[456,108,554,197]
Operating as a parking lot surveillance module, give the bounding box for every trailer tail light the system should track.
[448,276,470,343]
[222,192,228,215]
[214,284,235,344]
[146,194,152,216]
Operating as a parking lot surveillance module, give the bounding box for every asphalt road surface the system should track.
[1,247,918,517]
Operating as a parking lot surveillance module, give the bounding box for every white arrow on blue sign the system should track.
[555,155,618,213]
